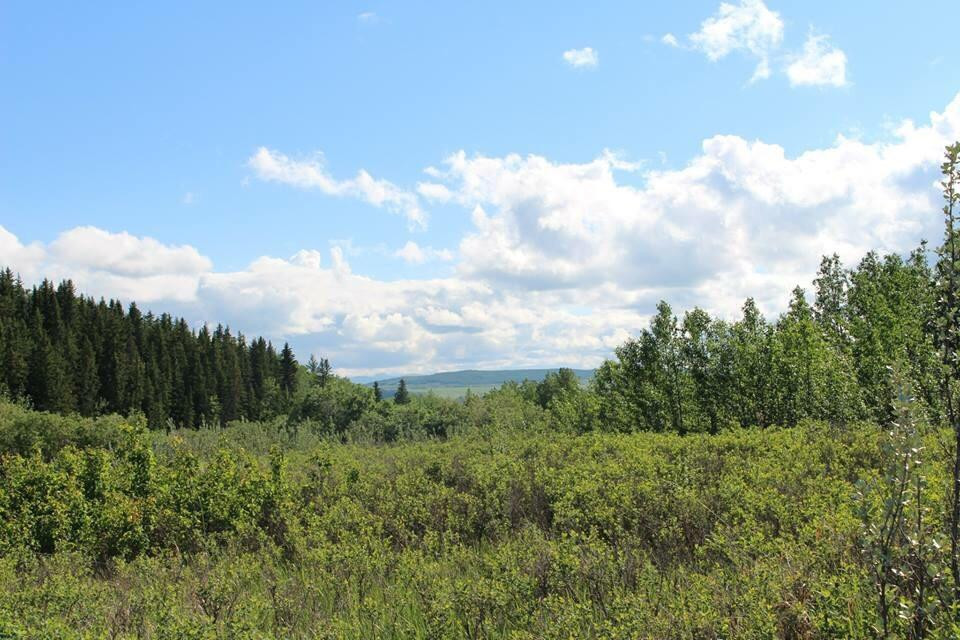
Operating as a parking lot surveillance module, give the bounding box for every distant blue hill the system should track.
[360,368,594,399]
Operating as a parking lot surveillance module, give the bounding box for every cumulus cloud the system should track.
[786,33,848,87]
[677,0,847,87]
[2,226,210,303]
[248,147,427,229]
[416,181,454,202]
[429,93,960,319]
[689,0,783,81]
[394,241,454,264]
[7,94,960,375]
[562,47,599,68]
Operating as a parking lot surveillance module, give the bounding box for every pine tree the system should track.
[394,378,410,404]
[319,357,331,386]
[74,336,100,416]
[1,316,30,398]
[280,342,297,397]
[373,381,382,401]
[0,270,294,428]
[26,308,71,412]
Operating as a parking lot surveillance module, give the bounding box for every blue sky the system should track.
[3,1,960,375]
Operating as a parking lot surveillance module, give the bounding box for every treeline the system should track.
[0,270,300,429]
[0,245,942,438]
[594,249,940,433]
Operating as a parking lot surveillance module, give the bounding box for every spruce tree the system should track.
[74,336,100,416]
[0,269,295,429]
[394,378,410,404]
[280,342,298,397]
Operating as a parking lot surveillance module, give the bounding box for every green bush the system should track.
[0,398,918,637]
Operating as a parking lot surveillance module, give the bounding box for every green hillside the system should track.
[365,368,594,398]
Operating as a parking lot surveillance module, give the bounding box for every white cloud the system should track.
[431,93,960,320]
[3,226,210,303]
[248,147,427,229]
[7,94,960,375]
[416,181,454,202]
[357,11,377,23]
[562,47,599,68]
[689,0,783,81]
[786,33,848,87]
[182,191,196,205]
[394,241,454,264]
[677,1,849,88]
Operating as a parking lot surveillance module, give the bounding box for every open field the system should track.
[0,398,913,638]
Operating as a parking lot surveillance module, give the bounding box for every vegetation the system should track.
[2,143,960,636]
[0,399,901,638]
[0,273,300,429]
[367,369,594,400]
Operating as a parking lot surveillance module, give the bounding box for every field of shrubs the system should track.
[1,394,943,639]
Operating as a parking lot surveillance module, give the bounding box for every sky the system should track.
[3,1,960,377]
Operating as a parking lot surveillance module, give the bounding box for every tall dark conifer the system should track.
[0,270,295,429]
[394,379,410,405]
[280,342,297,398]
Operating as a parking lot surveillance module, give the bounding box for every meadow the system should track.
[0,397,910,639]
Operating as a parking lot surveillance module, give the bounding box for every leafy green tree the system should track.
[935,141,960,597]
[289,376,374,436]
[769,287,864,426]
[729,298,773,427]
[681,308,734,433]
[813,253,850,349]
[535,368,580,408]
[592,360,636,432]
[847,250,939,424]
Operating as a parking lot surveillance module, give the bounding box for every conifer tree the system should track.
[280,342,298,397]
[318,358,331,386]
[0,271,295,429]
[74,336,100,416]
[394,378,410,404]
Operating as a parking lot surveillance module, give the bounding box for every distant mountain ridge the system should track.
[358,368,594,399]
